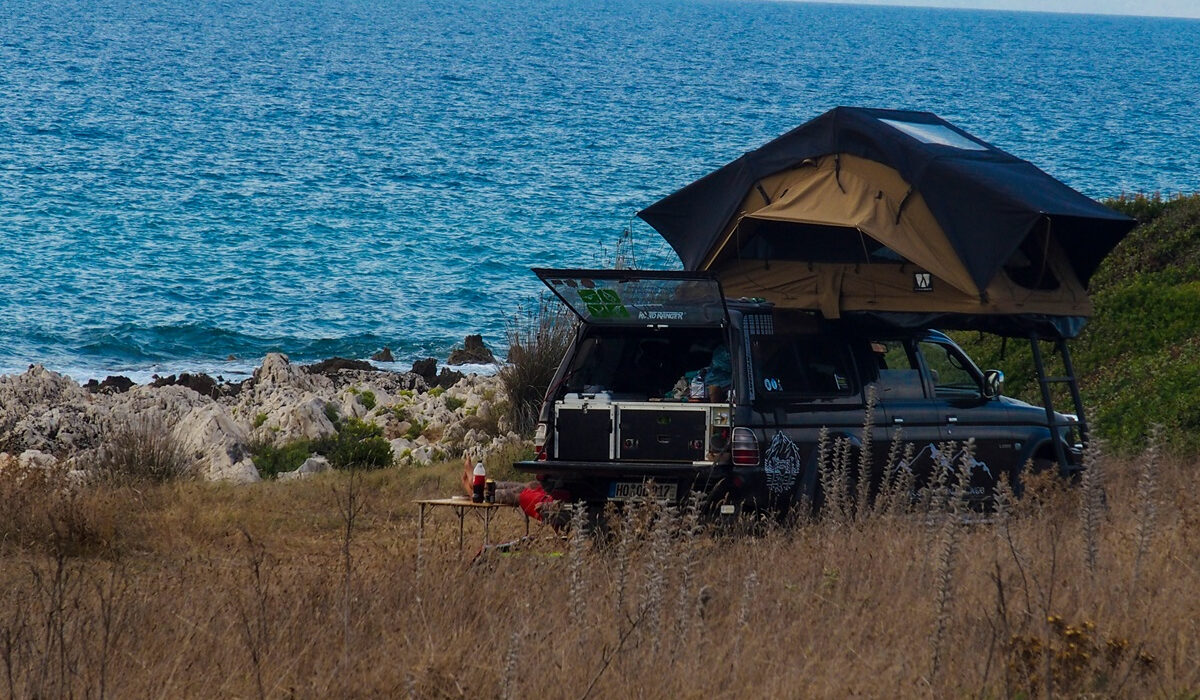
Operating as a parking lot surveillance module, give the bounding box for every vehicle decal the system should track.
[577,288,630,319]
[764,431,803,494]
[896,443,994,479]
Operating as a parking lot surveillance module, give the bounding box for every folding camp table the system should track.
[414,498,530,552]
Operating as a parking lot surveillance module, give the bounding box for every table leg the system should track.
[418,503,426,538]
[484,507,492,547]
[524,511,530,536]
[457,507,465,551]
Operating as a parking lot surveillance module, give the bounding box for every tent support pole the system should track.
[1029,336,1086,474]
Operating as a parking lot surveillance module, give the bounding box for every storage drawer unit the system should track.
[554,402,613,460]
[616,405,708,462]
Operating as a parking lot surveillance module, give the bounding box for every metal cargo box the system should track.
[554,398,614,460]
[615,403,709,462]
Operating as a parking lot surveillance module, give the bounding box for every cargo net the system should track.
[764,431,803,495]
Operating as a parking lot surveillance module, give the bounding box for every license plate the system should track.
[608,481,678,501]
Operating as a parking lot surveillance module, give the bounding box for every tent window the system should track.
[738,220,907,263]
[1004,227,1060,291]
[879,119,988,151]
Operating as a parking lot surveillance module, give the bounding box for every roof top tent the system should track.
[637,106,1138,469]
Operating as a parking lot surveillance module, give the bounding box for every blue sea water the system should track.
[1,0,1198,381]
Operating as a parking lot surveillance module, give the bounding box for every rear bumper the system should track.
[515,459,715,479]
[514,460,726,503]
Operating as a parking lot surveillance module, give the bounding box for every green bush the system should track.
[444,395,466,412]
[359,390,377,410]
[403,420,427,441]
[1105,192,1177,226]
[250,439,313,480]
[314,418,393,470]
[483,441,535,483]
[955,193,1200,455]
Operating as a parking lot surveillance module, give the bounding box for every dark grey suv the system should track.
[515,269,1081,515]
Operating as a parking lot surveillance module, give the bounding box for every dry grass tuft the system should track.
[0,450,1197,697]
[498,295,574,436]
[90,414,192,485]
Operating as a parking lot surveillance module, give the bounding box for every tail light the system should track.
[534,422,549,460]
[731,427,760,466]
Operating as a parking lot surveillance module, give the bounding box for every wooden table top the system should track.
[413,497,512,508]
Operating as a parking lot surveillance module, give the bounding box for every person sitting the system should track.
[459,454,561,525]
[705,344,732,402]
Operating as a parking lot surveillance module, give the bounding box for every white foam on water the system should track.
[1,357,502,385]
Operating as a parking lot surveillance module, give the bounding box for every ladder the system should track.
[1028,336,1087,471]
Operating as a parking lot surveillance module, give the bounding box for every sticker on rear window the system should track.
[578,288,630,319]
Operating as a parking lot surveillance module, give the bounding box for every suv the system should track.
[515,269,1081,515]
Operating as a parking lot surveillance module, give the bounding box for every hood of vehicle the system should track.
[999,395,1076,424]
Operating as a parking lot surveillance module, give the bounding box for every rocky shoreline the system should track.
[0,339,522,484]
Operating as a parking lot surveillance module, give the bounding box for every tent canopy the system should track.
[637,107,1136,338]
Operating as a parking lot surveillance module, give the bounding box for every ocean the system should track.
[1,0,1198,382]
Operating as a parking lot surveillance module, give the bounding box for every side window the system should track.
[870,340,926,399]
[873,340,917,371]
[750,334,856,400]
[918,341,983,400]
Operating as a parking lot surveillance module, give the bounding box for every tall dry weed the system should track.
[91,414,191,485]
[1131,427,1161,587]
[1078,440,1106,575]
[0,450,1195,697]
[498,295,574,436]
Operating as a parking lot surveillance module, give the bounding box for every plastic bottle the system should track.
[472,462,486,503]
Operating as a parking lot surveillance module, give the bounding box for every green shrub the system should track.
[253,412,268,428]
[315,418,393,470]
[445,395,466,412]
[403,420,427,441]
[1104,192,1173,226]
[499,294,574,436]
[324,403,340,424]
[429,386,445,398]
[954,193,1200,455]
[250,439,313,479]
[359,390,377,410]
[1092,193,1200,293]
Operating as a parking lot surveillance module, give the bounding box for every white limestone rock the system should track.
[18,449,59,471]
[278,455,330,481]
[172,403,258,483]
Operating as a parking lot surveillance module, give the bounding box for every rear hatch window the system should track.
[534,268,727,328]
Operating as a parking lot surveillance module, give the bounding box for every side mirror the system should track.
[984,369,1005,398]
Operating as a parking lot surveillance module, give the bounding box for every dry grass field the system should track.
[1,448,1197,698]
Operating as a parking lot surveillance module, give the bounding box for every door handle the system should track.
[947,416,959,423]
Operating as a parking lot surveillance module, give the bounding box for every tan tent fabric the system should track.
[717,257,1091,318]
[703,153,1092,320]
[706,155,979,297]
